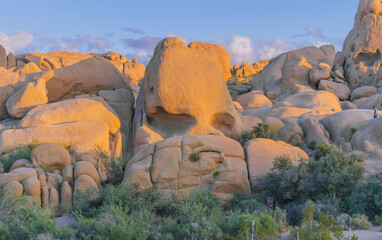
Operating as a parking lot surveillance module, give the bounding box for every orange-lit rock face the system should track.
[342,0,382,88]
[137,37,243,145]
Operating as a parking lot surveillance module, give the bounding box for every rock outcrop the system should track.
[132,37,250,152]
[123,135,251,200]
[338,0,382,89]
[250,45,335,100]
[244,138,308,187]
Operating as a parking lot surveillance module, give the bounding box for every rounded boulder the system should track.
[31,143,70,171]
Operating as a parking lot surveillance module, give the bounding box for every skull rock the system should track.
[340,0,382,89]
[132,37,245,151]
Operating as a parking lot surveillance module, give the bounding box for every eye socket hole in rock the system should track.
[354,49,381,67]
[147,106,197,138]
[211,113,235,136]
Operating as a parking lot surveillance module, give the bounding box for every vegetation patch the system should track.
[189,152,200,162]
[240,123,278,146]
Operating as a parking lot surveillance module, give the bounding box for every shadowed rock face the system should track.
[132,37,245,151]
[341,0,382,88]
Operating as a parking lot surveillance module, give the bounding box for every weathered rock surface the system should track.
[31,143,70,171]
[18,97,120,134]
[3,180,23,198]
[98,88,135,137]
[0,168,37,188]
[123,61,145,85]
[6,78,48,118]
[133,37,248,151]
[74,174,98,197]
[13,62,41,74]
[22,177,41,205]
[32,57,127,102]
[123,135,251,200]
[350,86,378,101]
[0,45,7,69]
[309,62,331,85]
[318,80,351,100]
[320,109,377,143]
[74,161,100,186]
[235,91,273,109]
[0,120,110,153]
[188,41,231,81]
[244,138,308,186]
[339,0,382,89]
[9,159,32,171]
[250,45,335,99]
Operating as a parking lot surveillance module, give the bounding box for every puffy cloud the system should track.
[219,35,292,65]
[122,27,144,35]
[126,50,153,65]
[0,31,34,54]
[255,39,293,60]
[122,35,161,50]
[220,35,254,64]
[49,34,110,52]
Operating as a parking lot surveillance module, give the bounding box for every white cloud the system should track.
[50,34,110,52]
[255,39,292,60]
[0,31,34,53]
[126,50,153,65]
[219,35,292,65]
[221,35,254,64]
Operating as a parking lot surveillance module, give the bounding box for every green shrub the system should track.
[224,213,279,240]
[0,189,72,239]
[374,215,382,226]
[74,205,155,240]
[286,201,338,226]
[0,143,39,173]
[290,202,358,240]
[189,152,200,162]
[214,171,221,177]
[308,140,316,150]
[255,144,364,206]
[224,193,266,214]
[336,214,371,230]
[346,174,382,220]
[95,149,129,186]
[240,123,277,145]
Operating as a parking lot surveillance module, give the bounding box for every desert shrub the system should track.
[349,151,367,163]
[374,215,382,226]
[158,190,224,239]
[0,143,39,173]
[255,145,364,206]
[315,142,331,160]
[73,205,156,240]
[224,193,266,214]
[223,213,279,240]
[189,152,200,162]
[308,140,316,150]
[95,149,129,186]
[336,214,371,230]
[346,174,382,220]
[286,201,338,226]
[289,202,357,240]
[240,123,277,145]
[0,189,72,239]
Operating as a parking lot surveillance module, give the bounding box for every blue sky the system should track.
[0,0,359,65]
